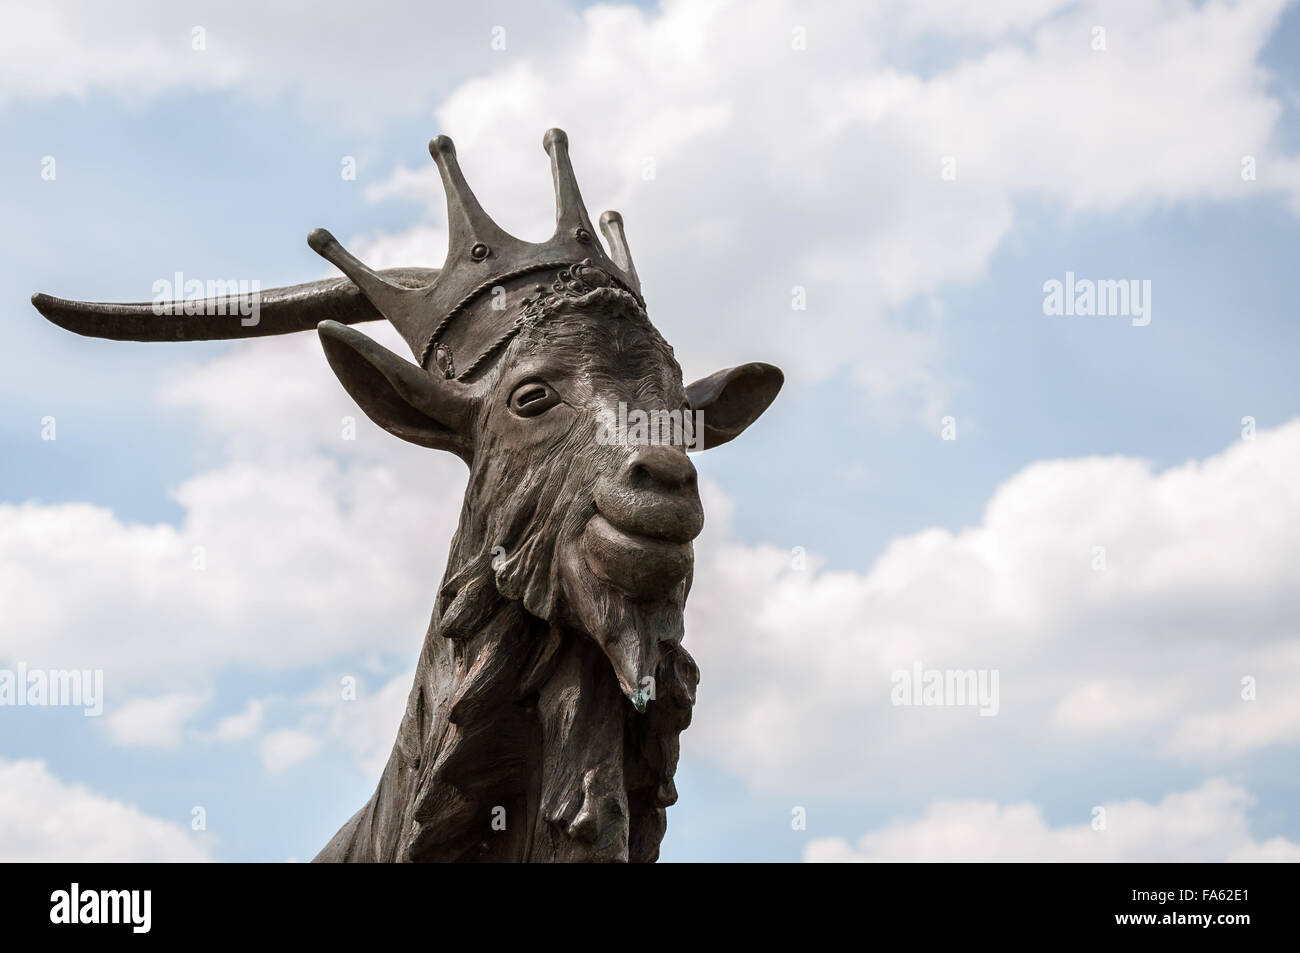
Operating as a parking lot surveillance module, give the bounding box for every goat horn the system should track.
[31,268,437,342]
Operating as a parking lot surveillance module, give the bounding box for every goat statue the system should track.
[31,129,783,862]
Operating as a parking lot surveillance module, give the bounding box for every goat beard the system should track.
[443,422,694,707]
[417,426,699,859]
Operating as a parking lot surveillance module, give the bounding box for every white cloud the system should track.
[212,699,265,742]
[5,1,1296,405]
[7,300,1300,801]
[8,0,1294,415]
[896,0,1076,37]
[105,692,208,747]
[0,0,575,129]
[805,779,1300,861]
[260,729,321,774]
[0,328,464,685]
[319,672,413,777]
[7,310,1300,799]
[684,419,1300,791]
[349,0,1300,413]
[4,0,1300,852]
[0,758,211,862]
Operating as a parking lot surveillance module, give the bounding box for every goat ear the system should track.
[685,362,783,451]
[317,320,474,460]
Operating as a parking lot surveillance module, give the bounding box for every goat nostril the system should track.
[625,446,697,491]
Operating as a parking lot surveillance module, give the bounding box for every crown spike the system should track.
[543,128,597,239]
[598,210,638,291]
[428,136,513,259]
[308,228,417,323]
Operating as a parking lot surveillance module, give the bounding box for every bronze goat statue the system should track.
[32,129,782,862]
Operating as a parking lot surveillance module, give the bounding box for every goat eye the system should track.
[508,381,561,417]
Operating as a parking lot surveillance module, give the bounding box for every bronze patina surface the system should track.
[32,130,782,862]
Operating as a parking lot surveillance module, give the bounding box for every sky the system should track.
[1,0,1299,862]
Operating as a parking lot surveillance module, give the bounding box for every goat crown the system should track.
[306,129,642,379]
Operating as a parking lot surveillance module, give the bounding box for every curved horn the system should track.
[31,267,437,342]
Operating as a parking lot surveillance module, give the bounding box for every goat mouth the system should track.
[581,513,692,596]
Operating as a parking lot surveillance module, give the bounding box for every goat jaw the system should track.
[558,539,687,711]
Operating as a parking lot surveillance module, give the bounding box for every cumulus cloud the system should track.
[4,0,1299,858]
[212,699,265,743]
[0,467,453,681]
[6,1,1298,409]
[805,779,1300,861]
[6,309,1300,798]
[318,672,413,777]
[348,0,1300,415]
[106,692,208,747]
[0,328,464,685]
[684,419,1300,791]
[0,758,211,862]
[0,0,575,129]
[260,729,322,774]
[6,315,1300,803]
